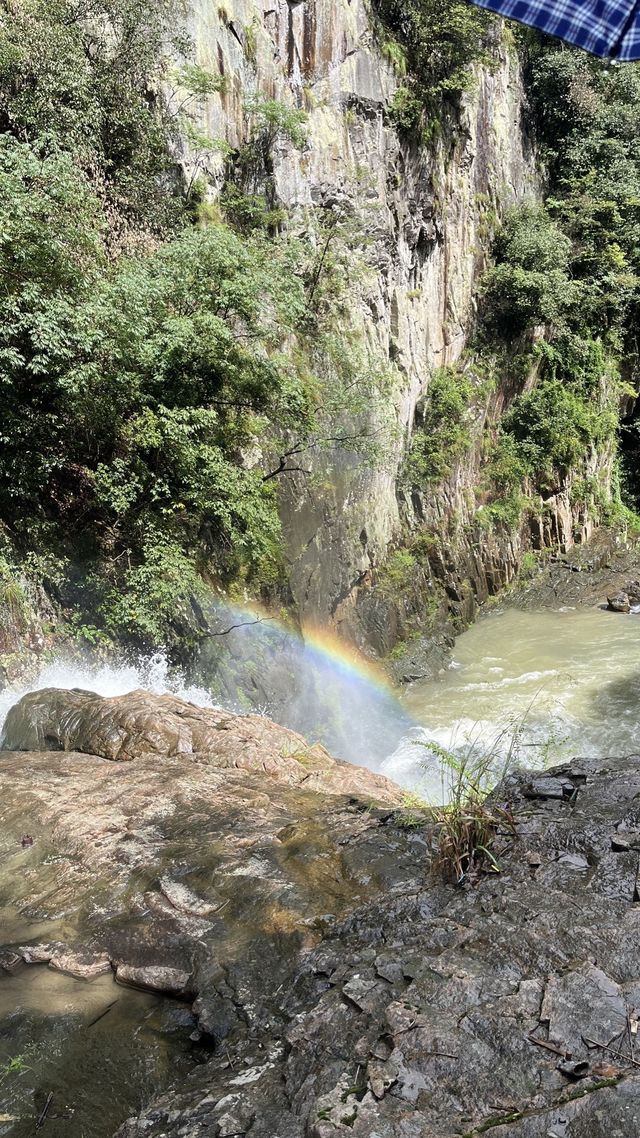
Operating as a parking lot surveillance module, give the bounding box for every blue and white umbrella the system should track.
[470,0,640,59]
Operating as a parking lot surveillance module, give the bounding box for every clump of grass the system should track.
[0,1054,31,1087]
[429,753,515,883]
[401,701,567,883]
[420,718,527,883]
[396,792,430,828]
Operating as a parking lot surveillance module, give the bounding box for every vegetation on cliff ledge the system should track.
[479,48,640,526]
[384,3,640,541]
[372,0,494,135]
[0,0,392,648]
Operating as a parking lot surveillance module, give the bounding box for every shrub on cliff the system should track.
[502,380,614,484]
[478,44,640,520]
[0,134,313,633]
[406,365,475,484]
[0,0,187,240]
[0,2,308,643]
[372,0,494,134]
[528,48,640,356]
[482,205,575,339]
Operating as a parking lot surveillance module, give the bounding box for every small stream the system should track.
[382,605,640,795]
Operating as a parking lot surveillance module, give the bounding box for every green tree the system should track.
[372,0,494,134]
[482,204,575,339]
[0,0,188,237]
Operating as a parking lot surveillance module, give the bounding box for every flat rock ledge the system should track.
[2,689,640,1136]
[114,753,640,1138]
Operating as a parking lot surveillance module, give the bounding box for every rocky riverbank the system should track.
[1,689,640,1135]
[116,754,640,1138]
[390,528,640,686]
[502,528,640,614]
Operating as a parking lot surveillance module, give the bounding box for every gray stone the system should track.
[0,950,21,972]
[49,950,112,979]
[608,592,631,613]
[19,943,61,963]
[115,965,193,996]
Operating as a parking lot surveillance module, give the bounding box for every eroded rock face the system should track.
[183,0,546,647]
[0,688,400,801]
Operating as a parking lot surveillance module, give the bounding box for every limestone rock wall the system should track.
[186,2,541,644]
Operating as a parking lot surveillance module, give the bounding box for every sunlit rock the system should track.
[0,687,402,801]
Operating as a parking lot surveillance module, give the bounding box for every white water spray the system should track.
[2,604,634,796]
[0,652,215,733]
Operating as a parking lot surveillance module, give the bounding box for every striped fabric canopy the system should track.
[469,0,640,58]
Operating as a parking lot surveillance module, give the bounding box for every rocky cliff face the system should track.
[184,2,541,648]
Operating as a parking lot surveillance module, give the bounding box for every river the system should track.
[381,604,640,797]
[0,931,197,1137]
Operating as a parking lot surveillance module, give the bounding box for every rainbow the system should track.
[300,622,395,696]
[209,597,395,697]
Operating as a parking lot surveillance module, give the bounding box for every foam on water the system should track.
[455,668,561,691]
[0,652,214,733]
[392,604,640,795]
[0,628,415,772]
[380,708,582,801]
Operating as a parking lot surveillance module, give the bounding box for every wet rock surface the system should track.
[114,754,640,1138]
[506,529,640,613]
[0,689,410,1131]
[0,688,401,802]
[607,591,632,613]
[3,690,640,1136]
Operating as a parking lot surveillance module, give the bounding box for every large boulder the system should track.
[0,687,407,1003]
[0,687,401,801]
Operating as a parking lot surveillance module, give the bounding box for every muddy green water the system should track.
[0,919,198,1138]
[382,605,640,795]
